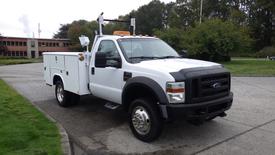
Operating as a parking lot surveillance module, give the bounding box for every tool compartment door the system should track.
[43,54,52,85]
[64,55,79,94]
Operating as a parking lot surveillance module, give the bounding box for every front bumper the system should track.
[159,92,233,121]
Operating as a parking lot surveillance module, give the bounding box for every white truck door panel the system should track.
[89,40,123,104]
[43,55,51,85]
[64,56,79,94]
[91,67,123,103]
[51,55,65,70]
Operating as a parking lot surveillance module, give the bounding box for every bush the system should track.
[154,28,185,51]
[182,19,252,62]
[255,46,275,58]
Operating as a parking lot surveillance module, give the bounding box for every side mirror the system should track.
[178,49,188,58]
[95,52,107,68]
[95,52,122,68]
[107,58,121,68]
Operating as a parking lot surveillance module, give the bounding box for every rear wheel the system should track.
[128,98,163,142]
[55,81,79,107]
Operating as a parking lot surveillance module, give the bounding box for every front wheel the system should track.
[128,98,163,142]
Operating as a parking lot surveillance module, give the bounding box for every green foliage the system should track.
[53,0,274,54]
[255,46,275,58]
[0,58,42,66]
[53,24,70,39]
[67,20,97,51]
[222,59,275,76]
[154,28,185,51]
[130,0,166,35]
[0,80,61,154]
[182,19,252,61]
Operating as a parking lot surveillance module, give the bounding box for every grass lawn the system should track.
[0,57,42,66]
[0,79,62,155]
[222,59,275,76]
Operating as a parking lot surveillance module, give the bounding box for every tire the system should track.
[70,93,80,105]
[205,116,216,121]
[128,98,163,142]
[55,80,73,107]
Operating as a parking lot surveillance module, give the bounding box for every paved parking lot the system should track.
[1,63,275,155]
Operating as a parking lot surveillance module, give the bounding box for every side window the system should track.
[98,40,120,59]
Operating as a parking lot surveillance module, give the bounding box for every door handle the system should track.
[91,67,95,75]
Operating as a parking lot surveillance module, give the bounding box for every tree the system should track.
[130,0,166,35]
[154,28,185,51]
[245,0,275,50]
[53,24,71,39]
[182,19,252,61]
[67,20,97,51]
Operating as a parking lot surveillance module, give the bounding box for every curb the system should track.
[32,101,72,155]
[0,78,72,155]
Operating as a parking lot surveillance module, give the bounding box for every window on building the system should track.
[38,42,41,47]
[39,51,42,56]
[15,42,19,46]
[0,41,2,46]
[12,51,15,56]
[8,51,11,56]
[31,41,35,47]
[20,51,23,56]
[23,42,27,46]
[46,42,48,46]
[7,41,10,46]
[16,51,19,56]
[24,51,27,56]
[49,42,52,47]
[3,41,6,46]
[11,41,15,46]
[19,42,23,46]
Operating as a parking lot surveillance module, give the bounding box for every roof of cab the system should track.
[98,35,156,40]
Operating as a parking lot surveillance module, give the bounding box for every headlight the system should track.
[166,82,185,104]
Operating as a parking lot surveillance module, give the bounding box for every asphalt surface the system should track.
[0,63,275,155]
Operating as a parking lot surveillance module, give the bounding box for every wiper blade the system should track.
[157,56,181,59]
[128,56,159,60]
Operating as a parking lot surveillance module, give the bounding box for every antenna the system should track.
[38,23,41,38]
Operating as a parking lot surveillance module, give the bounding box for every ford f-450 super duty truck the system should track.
[43,14,233,142]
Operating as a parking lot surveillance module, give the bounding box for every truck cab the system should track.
[43,14,233,142]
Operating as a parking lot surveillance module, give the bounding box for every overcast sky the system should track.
[0,0,175,38]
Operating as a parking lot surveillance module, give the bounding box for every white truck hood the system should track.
[133,58,221,73]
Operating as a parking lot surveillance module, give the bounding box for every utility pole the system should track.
[38,23,41,38]
[199,0,203,24]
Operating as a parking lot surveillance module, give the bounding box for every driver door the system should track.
[90,40,123,104]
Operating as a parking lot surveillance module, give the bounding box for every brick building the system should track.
[0,36,71,58]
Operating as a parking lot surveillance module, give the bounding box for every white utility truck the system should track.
[43,14,233,142]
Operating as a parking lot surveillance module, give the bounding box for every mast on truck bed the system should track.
[97,12,136,36]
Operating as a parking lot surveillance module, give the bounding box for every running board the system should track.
[104,102,121,110]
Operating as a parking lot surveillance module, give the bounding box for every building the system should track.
[0,36,71,58]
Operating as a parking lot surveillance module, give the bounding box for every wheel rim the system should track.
[57,84,64,103]
[131,106,151,135]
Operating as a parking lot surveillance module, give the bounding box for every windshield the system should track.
[117,38,180,63]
